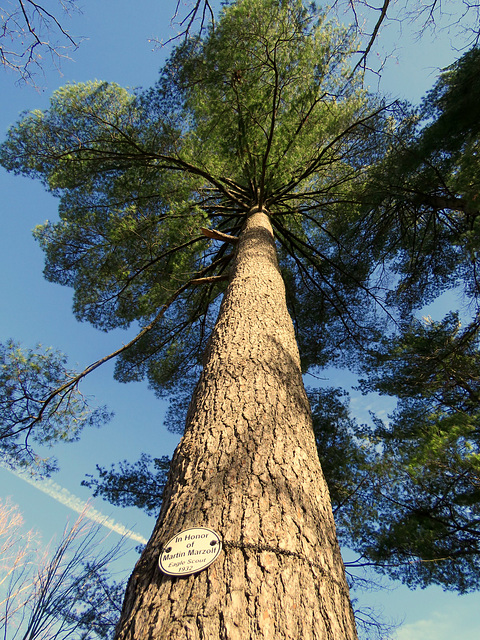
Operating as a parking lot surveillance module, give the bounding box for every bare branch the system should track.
[0,0,82,86]
[0,503,127,639]
[351,0,391,75]
[190,274,230,285]
[152,0,215,48]
[332,0,480,78]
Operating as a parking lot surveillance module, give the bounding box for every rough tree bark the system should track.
[115,208,358,639]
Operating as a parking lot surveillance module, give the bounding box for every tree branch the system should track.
[200,227,239,244]
[15,259,231,440]
[351,0,391,75]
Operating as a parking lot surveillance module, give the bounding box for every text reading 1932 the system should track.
[158,527,222,576]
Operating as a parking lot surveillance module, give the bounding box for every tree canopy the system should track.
[342,46,480,592]
[0,0,390,446]
[2,0,480,603]
[354,313,480,593]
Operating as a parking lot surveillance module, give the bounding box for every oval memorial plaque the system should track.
[159,527,222,576]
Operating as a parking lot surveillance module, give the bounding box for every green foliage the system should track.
[352,314,480,592]
[0,340,111,474]
[363,48,480,316]
[3,0,480,596]
[360,312,480,409]
[170,0,367,195]
[82,453,170,516]
[0,0,388,400]
[421,47,480,165]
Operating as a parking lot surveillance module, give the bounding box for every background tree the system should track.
[0,498,38,630]
[0,340,111,475]
[363,45,480,316]
[347,313,480,594]
[3,0,480,637]
[338,45,480,593]
[82,453,170,517]
[0,501,126,640]
[332,0,480,75]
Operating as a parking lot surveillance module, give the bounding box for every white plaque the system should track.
[159,527,222,576]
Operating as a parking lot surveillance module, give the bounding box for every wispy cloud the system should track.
[396,607,480,640]
[6,468,148,545]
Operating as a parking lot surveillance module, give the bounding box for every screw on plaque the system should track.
[165,547,172,553]
[210,540,218,546]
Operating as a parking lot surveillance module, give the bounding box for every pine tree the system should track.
[0,1,398,637]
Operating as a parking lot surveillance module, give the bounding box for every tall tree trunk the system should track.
[115,208,358,640]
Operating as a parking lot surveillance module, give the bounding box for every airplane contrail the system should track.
[5,467,148,545]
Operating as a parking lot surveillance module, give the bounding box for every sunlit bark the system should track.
[115,209,357,639]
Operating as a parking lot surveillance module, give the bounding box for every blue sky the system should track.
[1,1,480,638]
